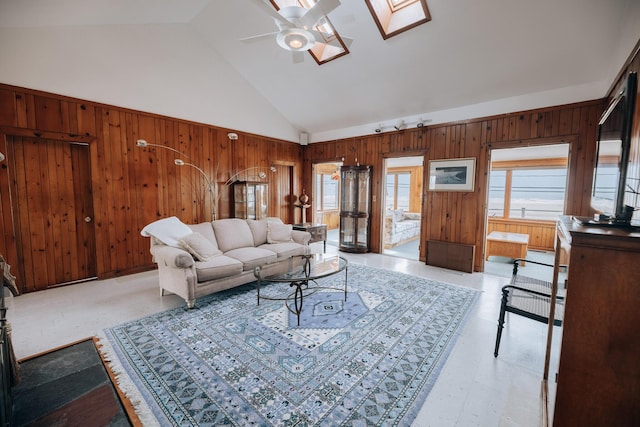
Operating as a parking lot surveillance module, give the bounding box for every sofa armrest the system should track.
[384,215,394,231]
[292,230,311,245]
[150,245,195,269]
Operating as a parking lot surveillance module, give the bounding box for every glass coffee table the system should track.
[254,254,348,326]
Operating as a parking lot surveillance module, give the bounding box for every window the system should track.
[489,144,569,221]
[489,167,567,221]
[316,172,339,210]
[488,170,506,218]
[365,0,431,39]
[386,172,411,210]
[510,169,567,220]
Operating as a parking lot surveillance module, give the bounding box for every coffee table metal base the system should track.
[255,255,348,326]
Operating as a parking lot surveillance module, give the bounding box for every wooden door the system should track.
[7,136,97,293]
[270,164,294,224]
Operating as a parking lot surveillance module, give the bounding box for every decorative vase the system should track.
[299,190,309,205]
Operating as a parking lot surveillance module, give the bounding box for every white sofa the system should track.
[143,217,311,308]
[383,210,421,248]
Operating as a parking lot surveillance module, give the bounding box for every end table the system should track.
[293,223,327,253]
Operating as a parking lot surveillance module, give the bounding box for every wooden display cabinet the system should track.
[551,216,640,426]
[339,165,371,253]
[232,181,268,220]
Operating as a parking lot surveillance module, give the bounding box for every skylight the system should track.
[388,0,418,12]
[365,0,431,39]
[271,0,349,65]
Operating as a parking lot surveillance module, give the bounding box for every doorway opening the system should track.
[485,143,569,279]
[382,156,424,260]
[312,162,342,248]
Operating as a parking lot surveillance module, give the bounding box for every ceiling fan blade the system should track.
[248,0,291,26]
[292,51,305,64]
[300,0,341,29]
[239,31,279,43]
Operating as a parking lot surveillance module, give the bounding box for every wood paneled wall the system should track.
[303,100,605,271]
[3,66,633,286]
[0,84,302,292]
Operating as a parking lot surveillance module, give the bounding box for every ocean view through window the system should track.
[489,167,568,220]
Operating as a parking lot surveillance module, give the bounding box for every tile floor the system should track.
[5,242,562,426]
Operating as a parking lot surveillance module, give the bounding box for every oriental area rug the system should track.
[98,264,478,426]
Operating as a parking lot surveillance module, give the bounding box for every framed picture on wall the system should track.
[428,157,476,192]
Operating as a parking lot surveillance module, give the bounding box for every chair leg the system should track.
[494,289,509,357]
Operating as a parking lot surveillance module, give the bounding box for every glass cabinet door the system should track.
[341,169,357,213]
[233,183,248,219]
[255,183,268,220]
[232,181,268,219]
[339,165,371,253]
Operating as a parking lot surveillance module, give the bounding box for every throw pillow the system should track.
[178,232,222,261]
[140,216,193,247]
[267,222,293,244]
[403,212,421,221]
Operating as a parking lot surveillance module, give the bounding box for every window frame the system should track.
[387,0,419,13]
[365,0,431,40]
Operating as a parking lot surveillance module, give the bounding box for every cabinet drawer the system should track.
[309,228,326,240]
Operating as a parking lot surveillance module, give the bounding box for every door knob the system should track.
[84,216,92,223]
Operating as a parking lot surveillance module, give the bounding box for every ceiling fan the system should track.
[242,0,350,63]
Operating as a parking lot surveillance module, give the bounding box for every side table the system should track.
[293,223,327,253]
[486,231,529,265]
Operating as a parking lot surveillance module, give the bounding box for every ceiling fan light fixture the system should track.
[277,28,315,51]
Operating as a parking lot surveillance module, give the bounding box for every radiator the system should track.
[426,240,475,273]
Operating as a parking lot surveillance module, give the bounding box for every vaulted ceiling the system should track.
[0,0,638,143]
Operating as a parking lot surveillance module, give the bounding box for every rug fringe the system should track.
[95,332,160,427]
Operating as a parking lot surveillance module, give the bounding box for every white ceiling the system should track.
[0,0,638,144]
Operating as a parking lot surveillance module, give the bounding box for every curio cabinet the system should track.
[339,165,371,253]
[232,181,268,220]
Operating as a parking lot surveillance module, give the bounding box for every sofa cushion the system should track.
[178,232,222,261]
[247,219,268,246]
[194,255,243,282]
[224,247,277,271]
[248,218,284,246]
[259,242,309,259]
[212,219,255,252]
[267,222,293,243]
[187,222,219,247]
